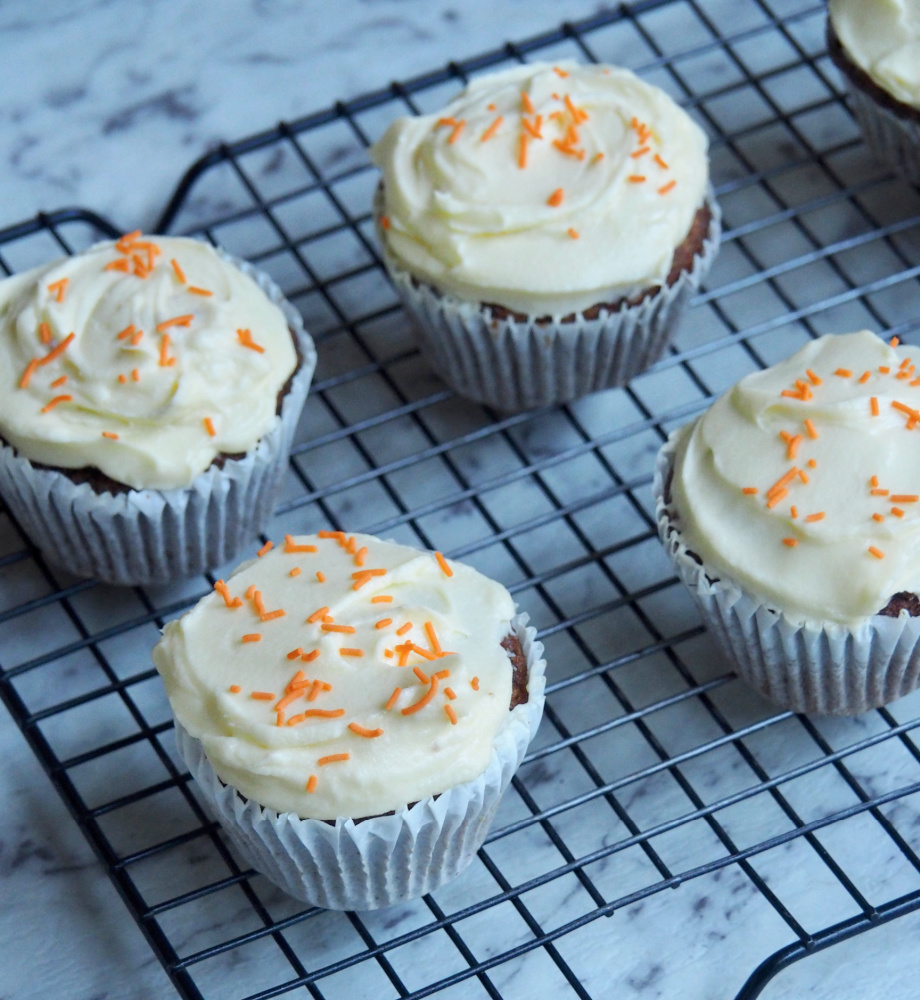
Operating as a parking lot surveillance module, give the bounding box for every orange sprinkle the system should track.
[130,367,140,383]
[445,687,457,700]
[339,648,364,657]
[117,374,128,385]
[39,321,52,345]
[406,642,436,661]
[376,618,393,629]
[214,580,242,608]
[36,331,75,367]
[872,513,885,523]
[805,512,825,522]
[521,90,535,115]
[628,175,646,183]
[767,467,799,498]
[241,633,262,643]
[318,753,350,766]
[553,139,585,160]
[425,621,443,657]
[869,546,885,560]
[631,146,650,159]
[372,595,393,603]
[203,416,217,438]
[871,397,880,416]
[471,676,480,691]
[228,685,241,694]
[306,775,318,793]
[766,489,788,509]
[880,366,890,374]
[654,153,669,169]
[188,286,212,297]
[354,546,368,567]
[287,647,304,660]
[288,670,307,688]
[481,115,504,142]
[413,666,430,684]
[592,152,605,164]
[130,329,143,346]
[781,390,806,400]
[892,508,905,518]
[384,649,394,658]
[891,336,901,347]
[348,723,383,738]
[116,230,142,252]
[307,606,330,624]
[301,649,320,662]
[448,119,466,144]
[396,622,412,636]
[275,691,302,712]
[117,324,136,341]
[18,359,39,389]
[568,227,580,240]
[436,116,457,128]
[804,369,822,385]
[47,278,69,303]
[170,258,186,283]
[858,371,871,384]
[658,180,677,195]
[102,431,119,440]
[284,534,318,553]
[322,623,355,634]
[250,691,275,700]
[892,400,920,421]
[782,538,798,548]
[402,676,439,715]
[156,314,193,333]
[236,328,265,353]
[787,434,802,460]
[306,679,323,702]
[742,487,758,495]
[40,394,72,413]
[316,571,326,582]
[159,333,176,367]
[547,187,564,207]
[318,530,346,541]
[891,495,919,503]
[871,488,890,496]
[104,258,130,273]
[563,93,587,123]
[834,368,852,378]
[807,459,816,469]
[257,540,274,557]
[245,585,256,599]
[518,133,529,169]
[444,704,458,725]
[790,505,798,519]
[804,419,818,439]
[260,609,286,622]
[380,215,391,230]
[522,116,543,140]
[303,708,345,719]
[553,66,569,78]
[385,687,402,711]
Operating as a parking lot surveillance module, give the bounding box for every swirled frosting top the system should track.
[670,331,920,626]
[370,61,709,318]
[153,532,522,819]
[830,0,920,108]
[0,233,297,490]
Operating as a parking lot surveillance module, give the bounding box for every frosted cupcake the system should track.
[153,531,546,909]
[0,233,316,585]
[827,0,920,180]
[655,331,920,714]
[370,61,720,411]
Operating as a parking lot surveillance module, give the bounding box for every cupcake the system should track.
[827,0,920,180]
[0,232,316,586]
[370,60,720,411]
[152,531,546,909]
[655,330,920,715]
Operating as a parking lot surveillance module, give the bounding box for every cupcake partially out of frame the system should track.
[655,330,920,715]
[0,232,316,586]
[827,0,920,180]
[153,531,546,909]
[370,61,720,412]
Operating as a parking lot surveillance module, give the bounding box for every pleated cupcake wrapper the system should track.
[376,187,720,412]
[175,614,546,910]
[0,252,317,587]
[844,80,920,182]
[653,434,920,715]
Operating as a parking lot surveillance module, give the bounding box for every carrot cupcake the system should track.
[0,232,316,585]
[828,0,920,180]
[371,60,720,411]
[655,330,920,714]
[153,531,546,909]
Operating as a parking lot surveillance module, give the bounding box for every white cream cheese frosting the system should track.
[670,331,920,626]
[830,0,920,109]
[370,61,709,318]
[0,233,297,491]
[153,532,522,820]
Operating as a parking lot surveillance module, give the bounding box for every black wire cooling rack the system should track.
[4,1,920,997]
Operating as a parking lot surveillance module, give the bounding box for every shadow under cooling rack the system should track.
[3,2,920,998]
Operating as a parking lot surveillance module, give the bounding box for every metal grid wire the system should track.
[4,1,920,997]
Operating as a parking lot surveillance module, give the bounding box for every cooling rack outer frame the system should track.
[4,2,920,999]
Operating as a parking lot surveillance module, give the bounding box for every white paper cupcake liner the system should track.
[175,614,546,910]
[375,187,720,412]
[0,252,317,587]
[653,433,920,715]
[843,81,920,182]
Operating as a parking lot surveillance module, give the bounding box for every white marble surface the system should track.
[3,1,920,999]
